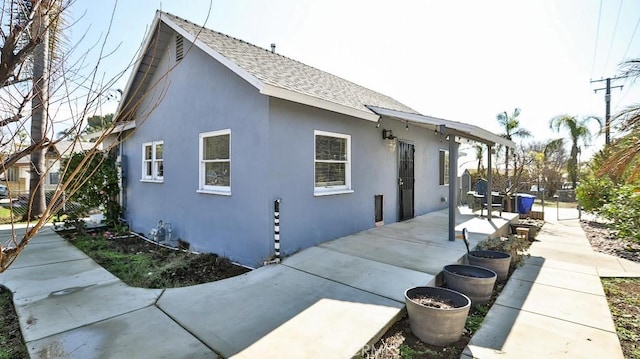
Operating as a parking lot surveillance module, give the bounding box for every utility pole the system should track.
[591,76,625,145]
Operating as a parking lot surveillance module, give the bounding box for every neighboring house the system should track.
[115,11,512,267]
[2,140,98,194]
[2,156,30,193]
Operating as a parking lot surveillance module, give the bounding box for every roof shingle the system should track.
[162,12,418,116]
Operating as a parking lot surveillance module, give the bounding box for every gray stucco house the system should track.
[114,11,512,267]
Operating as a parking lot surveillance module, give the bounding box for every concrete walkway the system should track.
[464,206,640,358]
[0,210,515,358]
[3,206,638,358]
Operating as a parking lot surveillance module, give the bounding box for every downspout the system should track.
[117,132,127,222]
[448,132,458,241]
[118,133,124,209]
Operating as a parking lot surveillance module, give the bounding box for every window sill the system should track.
[197,189,231,196]
[140,179,164,183]
[314,189,354,197]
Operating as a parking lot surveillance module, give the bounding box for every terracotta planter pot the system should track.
[467,250,511,281]
[443,264,497,305]
[405,286,471,346]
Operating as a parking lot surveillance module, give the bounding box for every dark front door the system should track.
[398,141,415,221]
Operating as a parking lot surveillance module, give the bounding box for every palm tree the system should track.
[595,58,640,183]
[28,0,67,219]
[496,108,531,187]
[549,115,602,189]
[29,1,51,219]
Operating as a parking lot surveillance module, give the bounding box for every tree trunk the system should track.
[28,1,50,219]
[504,146,510,191]
[570,145,578,189]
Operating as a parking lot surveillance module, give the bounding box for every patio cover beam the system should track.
[367,107,515,241]
[367,107,515,148]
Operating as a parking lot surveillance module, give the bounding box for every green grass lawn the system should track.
[0,206,67,225]
[0,207,15,223]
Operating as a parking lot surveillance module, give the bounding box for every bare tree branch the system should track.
[1,137,49,170]
[0,94,29,127]
[1,0,213,273]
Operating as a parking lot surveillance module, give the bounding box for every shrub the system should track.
[600,185,640,241]
[576,176,615,213]
[62,151,121,226]
[475,235,531,270]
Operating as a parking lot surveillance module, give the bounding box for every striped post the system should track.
[274,198,281,262]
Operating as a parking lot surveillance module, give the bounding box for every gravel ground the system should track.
[581,219,640,263]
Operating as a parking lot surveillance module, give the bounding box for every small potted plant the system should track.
[404,286,471,346]
[467,250,511,281]
[443,264,497,305]
[460,228,511,281]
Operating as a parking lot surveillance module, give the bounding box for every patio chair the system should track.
[476,179,503,216]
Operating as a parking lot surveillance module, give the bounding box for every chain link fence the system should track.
[0,190,85,224]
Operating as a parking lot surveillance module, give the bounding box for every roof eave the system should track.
[114,11,164,122]
[261,84,379,122]
[164,15,379,122]
[117,12,387,126]
[83,121,137,141]
[368,106,515,148]
[162,13,264,91]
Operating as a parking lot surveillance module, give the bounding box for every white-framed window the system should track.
[142,141,164,182]
[49,172,60,185]
[314,130,352,195]
[7,167,19,182]
[46,159,59,185]
[439,149,449,186]
[198,129,231,195]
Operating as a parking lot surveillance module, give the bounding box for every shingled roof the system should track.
[119,11,417,123]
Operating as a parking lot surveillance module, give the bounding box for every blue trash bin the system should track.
[516,194,536,214]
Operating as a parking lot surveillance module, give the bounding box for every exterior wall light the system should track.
[382,129,397,152]
[382,129,396,140]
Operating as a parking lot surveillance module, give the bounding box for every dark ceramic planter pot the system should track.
[404,286,471,346]
[467,250,511,281]
[443,264,497,305]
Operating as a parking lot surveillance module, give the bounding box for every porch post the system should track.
[487,144,493,220]
[448,135,458,241]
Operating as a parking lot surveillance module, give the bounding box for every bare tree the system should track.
[510,142,534,192]
[524,139,566,197]
[0,1,205,272]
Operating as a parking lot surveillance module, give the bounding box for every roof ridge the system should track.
[158,10,418,115]
[161,11,285,59]
[160,11,406,102]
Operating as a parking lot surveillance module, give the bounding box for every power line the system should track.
[602,0,625,77]
[590,0,604,79]
[621,13,640,61]
[616,77,634,106]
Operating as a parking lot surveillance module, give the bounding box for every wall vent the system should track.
[176,34,184,62]
[374,195,384,225]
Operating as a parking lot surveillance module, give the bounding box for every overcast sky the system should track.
[67,0,640,158]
